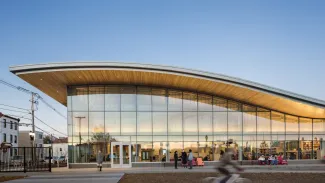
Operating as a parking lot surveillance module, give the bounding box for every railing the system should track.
[0,147,52,172]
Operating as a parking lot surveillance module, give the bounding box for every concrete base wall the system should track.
[68,160,323,168]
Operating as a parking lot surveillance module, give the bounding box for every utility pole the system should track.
[75,116,85,163]
[30,93,36,163]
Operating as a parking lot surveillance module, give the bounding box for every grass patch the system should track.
[0,176,26,182]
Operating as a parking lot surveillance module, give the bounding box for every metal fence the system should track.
[0,147,52,172]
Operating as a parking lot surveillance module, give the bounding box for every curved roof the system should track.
[10,61,325,118]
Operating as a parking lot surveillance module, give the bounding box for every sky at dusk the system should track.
[0,0,325,137]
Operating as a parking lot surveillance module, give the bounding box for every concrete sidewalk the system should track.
[7,173,124,183]
[2,164,325,177]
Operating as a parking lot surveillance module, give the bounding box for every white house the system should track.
[0,114,20,161]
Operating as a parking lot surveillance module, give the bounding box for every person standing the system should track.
[188,149,193,169]
[174,151,178,169]
[97,150,103,171]
[181,149,188,168]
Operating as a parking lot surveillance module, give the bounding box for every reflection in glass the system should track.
[243,112,256,134]
[213,112,227,135]
[286,115,298,135]
[183,112,198,135]
[313,119,325,134]
[257,112,270,135]
[213,97,227,111]
[243,105,256,112]
[89,112,104,133]
[152,88,167,111]
[105,86,121,111]
[153,112,167,135]
[228,112,242,135]
[168,112,182,135]
[137,112,152,135]
[71,86,88,111]
[121,112,136,135]
[121,86,136,111]
[300,118,312,134]
[198,94,212,111]
[105,112,120,135]
[168,90,182,111]
[137,87,151,111]
[271,112,285,134]
[183,92,197,111]
[89,86,105,111]
[73,112,88,136]
[228,100,241,112]
[198,112,213,135]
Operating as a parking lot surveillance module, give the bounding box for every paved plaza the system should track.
[2,164,325,183]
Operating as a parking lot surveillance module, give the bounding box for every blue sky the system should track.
[0,0,324,137]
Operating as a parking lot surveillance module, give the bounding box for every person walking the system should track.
[188,149,193,169]
[181,149,188,168]
[97,150,104,171]
[174,151,178,169]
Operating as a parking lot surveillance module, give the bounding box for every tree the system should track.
[43,135,52,144]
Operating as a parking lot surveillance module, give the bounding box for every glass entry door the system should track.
[111,142,131,168]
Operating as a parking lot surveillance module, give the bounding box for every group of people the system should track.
[258,154,283,165]
[173,149,193,169]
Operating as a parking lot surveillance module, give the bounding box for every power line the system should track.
[0,79,67,119]
[0,104,30,112]
[34,115,67,137]
[0,107,31,114]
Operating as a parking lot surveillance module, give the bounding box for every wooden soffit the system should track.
[9,62,325,118]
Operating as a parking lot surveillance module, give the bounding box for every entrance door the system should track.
[111,142,131,168]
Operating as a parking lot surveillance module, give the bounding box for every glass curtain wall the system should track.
[67,85,325,163]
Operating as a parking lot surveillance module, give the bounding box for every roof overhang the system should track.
[10,61,325,118]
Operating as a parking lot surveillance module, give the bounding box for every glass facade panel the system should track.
[105,112,120,135]
[137,87,151,111]
[121,112,136,135]
[257,112,270,135]
[243,112,256,135]
[213,112,227,135]
[67,84,325,164]
[198,94,212,111]
[313,119,325,134]
[198,112,213,135]
[89,112,104,134]
[89,86,105,111]
[228,112,242,135]
[272,112,285,134]
[286,115,299,135]
[137,112,152,135]
[213,97,227,111]
[152,88,167,111]
[71,86,88,111]
[153,112,167,135]
[183,112,198,135]
[72,112,88,136]
[300,118,312,135]
[168,90,182,111]
[183,92,197,111]
[168,112,182,135]
[121,86,136,111]
[105,86,121,111]
[228,100,241,112]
